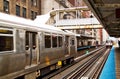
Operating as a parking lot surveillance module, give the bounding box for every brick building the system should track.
[0,0,40,20]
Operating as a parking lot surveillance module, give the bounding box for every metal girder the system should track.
[50,7,89,16]
[57,25,102,30]
[94,4,120,8]
[84,0,120,37]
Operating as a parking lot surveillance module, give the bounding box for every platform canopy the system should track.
[84,0,120,37]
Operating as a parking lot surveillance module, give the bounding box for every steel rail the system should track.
[62,47,106,79]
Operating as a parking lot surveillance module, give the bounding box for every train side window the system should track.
[25,32,29,50]
[71,39,75,46]
[52,34,57,47]
[32,33,36,49]
[0,29,12,34]
[58,35,63,47]
[25,32,37,49]
[0,29,13,52]
[65,36,69,46]
[45,33,51,48]
[0,36,13,52]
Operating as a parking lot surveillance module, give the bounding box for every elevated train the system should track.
[0,13,77,79]
[106,40,113,48]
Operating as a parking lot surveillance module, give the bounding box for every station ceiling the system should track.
[84,0,120,37]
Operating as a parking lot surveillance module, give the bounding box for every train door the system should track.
[65,36,70,55]
[70,37,77,54]
[25,31,38,66]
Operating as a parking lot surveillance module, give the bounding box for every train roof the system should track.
[0,12,63,33]
[34,11,50,24]
[64,30,81,36]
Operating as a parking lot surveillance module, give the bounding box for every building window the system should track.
[35,12,37,18]
[31,11,37,20]
[3,0,9,13]
[31,0,37,7]
[31,11,34,20]
[16,5,20,16]
[22,7,26,18]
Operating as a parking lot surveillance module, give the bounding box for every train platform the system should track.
[77,46,96,57]
[77,46,93,51]
[99,45,120,79]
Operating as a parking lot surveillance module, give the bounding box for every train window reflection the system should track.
[58,36,63,47]
[0,29,12,34]
[65,36,69,47]
[25,32,37,50]
[45,35,51,48]
[32,33,36,49]
[25,32,29,50]
[71,39,74,46]
[52,34,57,47]
[0,36,13,51]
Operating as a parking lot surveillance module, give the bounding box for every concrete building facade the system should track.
[40,0,73,14]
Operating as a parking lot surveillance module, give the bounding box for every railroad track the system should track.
[81,48,110,79]
[62,48,110,79]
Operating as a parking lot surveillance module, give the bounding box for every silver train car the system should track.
[106,40,113,48]
[0,13,77,79]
